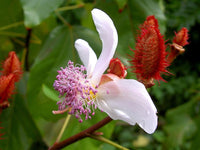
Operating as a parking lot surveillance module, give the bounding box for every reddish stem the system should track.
[48,116,112,150]
[25,28,32,71]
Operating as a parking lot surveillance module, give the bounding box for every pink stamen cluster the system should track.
[53,61,98,122]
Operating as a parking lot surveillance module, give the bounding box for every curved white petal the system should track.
[91,9,118,84]
[97,79,157,134]
[75,39,97,77]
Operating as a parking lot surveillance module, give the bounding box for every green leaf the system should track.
[114,0,127,10]
[163,99,198,149]
[165,0,200,30]
[128,0,166,35]
[0,94,46,150]
[164,114,196,149]
[0,37,14,60]
[153,131,165,143]
[28,15,58,66]
[42,84,59,101]
[27,26,75,121]
[20,0,64,27]
[191,116,200,149]
[0,0,23,28]
[0,0,25,47]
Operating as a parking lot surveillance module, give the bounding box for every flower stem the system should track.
[48,116,112,150]
[54,11,71,27]
[56,114,71,143]
[0,31,25,38]
[89,134,129,150]
[55,4,84,12]
[0,21,24,31]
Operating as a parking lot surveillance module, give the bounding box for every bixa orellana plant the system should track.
[53,8,157,134]
[0,51,22,112]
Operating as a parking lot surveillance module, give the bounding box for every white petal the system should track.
[91,9,118,84]
[97,79,157,134]
[75,39,97,77]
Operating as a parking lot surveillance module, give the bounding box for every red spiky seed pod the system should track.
[173,27,189,46]
[0,74,15,108]
[167,27,189,63]
[1,51,22,82]
[140,15,159,29]
[130,16,169,87]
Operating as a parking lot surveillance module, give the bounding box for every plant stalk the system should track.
[56,114,71,143]
[49,116,112,150]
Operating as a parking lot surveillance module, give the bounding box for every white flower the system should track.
[53,8,157,134]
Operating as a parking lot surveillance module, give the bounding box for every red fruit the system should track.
[173,27,189,46]
[130,16,169,86]
[1,51,22,82]
[140,15,159,29]
[0,74,15,104]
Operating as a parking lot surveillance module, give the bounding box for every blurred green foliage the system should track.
[0,0,200,150]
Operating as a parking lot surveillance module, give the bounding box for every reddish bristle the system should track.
[0,74,15,103]
[2,51,22,82]
[173,27,189,46]
[0,74,16,103]
[130,15,169,84]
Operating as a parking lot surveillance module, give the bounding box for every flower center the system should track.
[53,60,98,122]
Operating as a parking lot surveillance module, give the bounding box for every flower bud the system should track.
[107,58,127,78]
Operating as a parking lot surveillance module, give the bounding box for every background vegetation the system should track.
[0,0,199,149]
